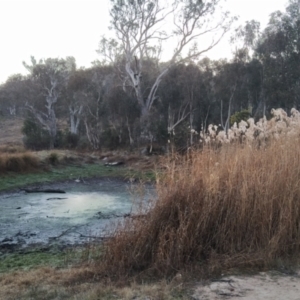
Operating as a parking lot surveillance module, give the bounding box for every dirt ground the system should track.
[192,270,300,300]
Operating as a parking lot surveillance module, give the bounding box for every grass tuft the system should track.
[0,152,40,173]
[47,152,60,166]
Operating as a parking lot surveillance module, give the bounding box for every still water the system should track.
[0,179,154,249]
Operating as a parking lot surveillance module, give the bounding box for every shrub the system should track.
[22,119,52,150]
[21,153,39,169]
[76,136,91,151]
[230,109,251,127]
[47,152,59,166]
[99,136,300,278]
[101,128,121,149]
[54,130,64,148]
[64,132,80,149]
[0,156,4,173]
[5,155,25,172]
[0,152,39,173]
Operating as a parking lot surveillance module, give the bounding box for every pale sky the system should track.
[0,0,288,84]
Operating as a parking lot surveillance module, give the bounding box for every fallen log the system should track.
[104,161,124,167]
[22,189,66,194]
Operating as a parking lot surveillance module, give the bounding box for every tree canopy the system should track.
[0,0,299,150]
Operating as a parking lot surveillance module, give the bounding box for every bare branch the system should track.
[168,101,190,134]
[99,0,235,121]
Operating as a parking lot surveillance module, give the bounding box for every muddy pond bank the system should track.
[0,178,155,254]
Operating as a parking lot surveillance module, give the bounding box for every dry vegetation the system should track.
[0,266,189,300]
[2,117,300,298]
[0,150,40,173]
[0,117,24,145]
[99,137,300,279]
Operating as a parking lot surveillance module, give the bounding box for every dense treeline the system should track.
[0,0,299,151]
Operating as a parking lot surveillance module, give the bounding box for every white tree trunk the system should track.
[69,105,83,135]
[9,105,16,116]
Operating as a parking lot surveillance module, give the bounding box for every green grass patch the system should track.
[0,251,68,273]
[0,245,103,273]
[0,163,150,192]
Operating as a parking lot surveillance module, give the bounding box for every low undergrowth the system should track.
[0,152,40,173]
[0,267,188,300]
[99,136,300,278]
[0,244,103,274]
[0,251,67,274]
[0,147,156,191]
[0,246,188,299]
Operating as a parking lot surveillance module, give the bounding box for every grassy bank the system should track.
[0,149,155,191]
[0,163,133,192]
[0,251,68,274]
[0,244,103,274]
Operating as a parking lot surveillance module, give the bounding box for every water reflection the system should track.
[48,192,133,219]
[0,180,155,247]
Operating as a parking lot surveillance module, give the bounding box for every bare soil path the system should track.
[192,270,300,300]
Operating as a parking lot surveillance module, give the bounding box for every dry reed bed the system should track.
[101,137,300,277]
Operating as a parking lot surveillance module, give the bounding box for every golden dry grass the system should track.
[0,152,40,173]
[99,137,300,278]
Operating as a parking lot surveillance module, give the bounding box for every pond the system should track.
[0,179,155,252]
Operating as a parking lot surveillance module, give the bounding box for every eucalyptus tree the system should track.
[23,56,75,149]
[255,0,300,110]
[231,19,261,61]
[0,74,26,116]
[66,68,90,135]
[82,65,114,149]
[158,63,203,146]
[212,57,250,133]
[99,0,235,140]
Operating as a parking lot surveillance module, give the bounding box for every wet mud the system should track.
[0,178,154,253]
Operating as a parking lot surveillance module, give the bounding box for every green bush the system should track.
[64,132,80,149]
[76,136,90,150]
[230,109,251,127]
[22,118,64,150]
[22,119,52,150]
[101,128,120,149]
[47,152,59,166]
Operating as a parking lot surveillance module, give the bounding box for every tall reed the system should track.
[100,137,300,277]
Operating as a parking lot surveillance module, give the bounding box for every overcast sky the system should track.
[0,0,288,84]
